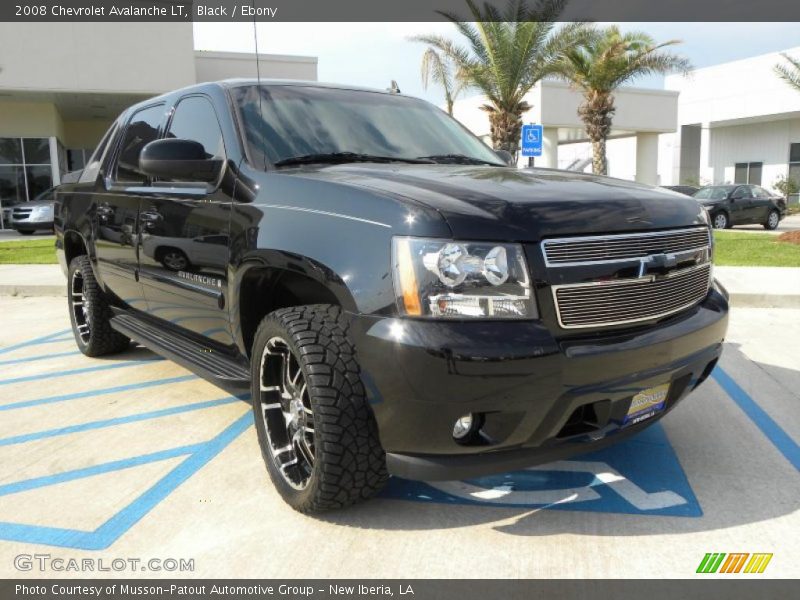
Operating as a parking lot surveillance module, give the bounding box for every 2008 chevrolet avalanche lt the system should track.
[55,80,729,512]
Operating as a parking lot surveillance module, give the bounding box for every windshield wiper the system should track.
[273,152,434,167]
[417,154,504,166]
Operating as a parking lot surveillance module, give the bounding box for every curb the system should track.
[728,293,800,309]
[2,285,799,309]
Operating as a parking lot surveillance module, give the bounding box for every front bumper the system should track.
[349,283,728,481]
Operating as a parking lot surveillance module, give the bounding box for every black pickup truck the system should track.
[55,80,729,512]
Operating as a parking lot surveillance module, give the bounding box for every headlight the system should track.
[392,237,537,319]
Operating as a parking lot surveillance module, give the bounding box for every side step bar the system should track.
[110,313,250,392]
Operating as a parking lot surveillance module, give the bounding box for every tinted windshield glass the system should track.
[694,186,733,200]
[233,85,503,167]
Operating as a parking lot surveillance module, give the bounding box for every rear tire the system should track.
[251,304,388,513]
[67,256,130,357]
[764,209,780,230]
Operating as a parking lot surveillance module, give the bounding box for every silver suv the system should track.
[10,187,56,235]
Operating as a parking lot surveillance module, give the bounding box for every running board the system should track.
[110,313,250,392]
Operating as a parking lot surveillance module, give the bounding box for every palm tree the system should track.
[554,26,690,175]
[775,52,800,93]
[418,47,464,116]
[410,0,591,157]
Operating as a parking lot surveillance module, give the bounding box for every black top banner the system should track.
[1,0,799,22]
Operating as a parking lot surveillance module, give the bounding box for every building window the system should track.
[66,148,93,172]
[0,137,53,229]
[789,143,800,203]
[734,161,762,185]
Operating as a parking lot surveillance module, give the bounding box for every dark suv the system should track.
[55,80,729,512]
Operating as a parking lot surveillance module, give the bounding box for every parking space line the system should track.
[0,412,253,550]
[0,350,81,367]
[0,329,72,355]
[713,367,800,471]
[0,358,164,386]
[0,374,198,412]
[0,396,243,447]
[0,442,205,497]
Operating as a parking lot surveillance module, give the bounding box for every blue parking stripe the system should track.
[0,442,205,496]
[0,412,252,550]
[0,329,72,355]
[93,412,252,548]
[0,358,163,386]
[713,367,800,471]
[0,350,81,367]
[0,374,197,412]
[0,395,244,447]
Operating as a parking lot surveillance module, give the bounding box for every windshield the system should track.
[32,187,55,202]
[232,85,504,168]
[694,186,734,200]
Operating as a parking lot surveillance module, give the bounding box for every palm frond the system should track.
[775,53,800,92]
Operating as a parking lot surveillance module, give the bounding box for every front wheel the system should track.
[251,305,388,513]
[67,256,130,356]
[712,212,729,230]
[764,210,780,230]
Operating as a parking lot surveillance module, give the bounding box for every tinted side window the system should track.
[115,104,165,184]
[734,186,752,199]
[166,96,225,160]
[754,186,772,199]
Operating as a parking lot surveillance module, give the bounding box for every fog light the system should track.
[452,414,475,439]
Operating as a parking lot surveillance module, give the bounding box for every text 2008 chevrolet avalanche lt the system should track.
[55,80,729,512]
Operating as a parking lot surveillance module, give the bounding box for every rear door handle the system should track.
[96,204,114,219]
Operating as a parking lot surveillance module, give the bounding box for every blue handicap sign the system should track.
[521,124,543,157]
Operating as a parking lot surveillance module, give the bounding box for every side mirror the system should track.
[139,139,223,183]
[495,149,515,166]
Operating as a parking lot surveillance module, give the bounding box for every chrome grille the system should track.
[543,227,711,265]
[553,263,712,329]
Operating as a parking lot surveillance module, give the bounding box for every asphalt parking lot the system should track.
[0,297,798,578]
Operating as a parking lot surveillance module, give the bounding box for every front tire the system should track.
[712,211,729,229]
[764,209,780,230]
[67,256,130,357]
[251,304,388,513]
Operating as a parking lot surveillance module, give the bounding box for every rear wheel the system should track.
[251,304,387,513]
[764,209,780,230]
[712,211,729,230]
[67,256,130,357]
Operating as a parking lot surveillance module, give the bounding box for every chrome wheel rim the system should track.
[70,269,91,344]
[713,214,727,229]
[163,252,187,271]
[768,212,779,228]
[258,337,315,490]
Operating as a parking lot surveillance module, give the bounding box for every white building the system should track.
[660,46,800,202]
[0,23,317,225]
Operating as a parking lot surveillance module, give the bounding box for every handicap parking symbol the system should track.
[382,423,701,517]
[521,124,543,157]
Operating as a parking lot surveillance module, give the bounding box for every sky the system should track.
[192,22,800,105]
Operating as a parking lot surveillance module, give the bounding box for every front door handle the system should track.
[139,211,163,230]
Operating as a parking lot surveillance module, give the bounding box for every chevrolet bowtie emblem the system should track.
[638,253,678,278]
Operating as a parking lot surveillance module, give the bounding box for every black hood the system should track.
[287,164,706,241]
